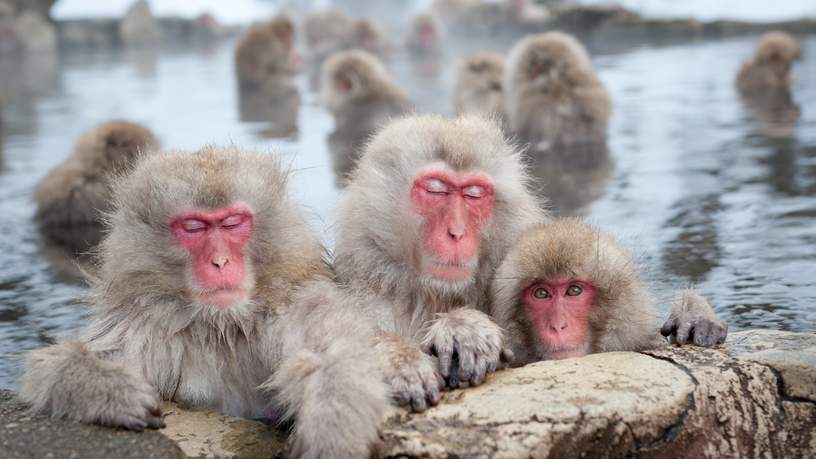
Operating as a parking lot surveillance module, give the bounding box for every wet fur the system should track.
[21,146,387,459]
[234,15,297,89]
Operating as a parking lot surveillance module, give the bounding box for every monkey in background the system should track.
[491,219,728,365]
[406,12,446,55]
[453,52,505,119]
[34,120,159,254]
[334,114,545,410]
[736,31,801,138]
[320,50,411,186]
[21,146,388,459]
[351,17,391,57]
[234,15,299,90]
[504,32,611,150]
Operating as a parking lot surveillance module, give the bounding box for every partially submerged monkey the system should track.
[453,52,505,118]
[737,31,800,95]
[34,120,159,253]
[234,15,299,90]
[21,146,388,458]
[491,218,727,365]
[504,32,611,149]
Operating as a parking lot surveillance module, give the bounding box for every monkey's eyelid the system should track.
[422,178,449,193]
[462,185,486,199]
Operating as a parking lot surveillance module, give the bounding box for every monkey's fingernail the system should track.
[395,390,411,405]
[126,420,147,432]
[412,396,427,413]
[428,389,441,405]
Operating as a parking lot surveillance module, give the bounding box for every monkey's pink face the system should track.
[171,204,255,308]
[410,169,494,283]
[522,279,595,360]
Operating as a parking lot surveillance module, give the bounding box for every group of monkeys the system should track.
[21,6,803,459]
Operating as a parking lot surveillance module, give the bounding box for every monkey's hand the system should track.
[660,290,728,347]
[374,333,444,413]
[19,339,165,431]
[420,308,513,389]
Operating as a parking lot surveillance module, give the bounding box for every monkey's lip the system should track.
[196,288,249,308]
[546,346,588,360]
[427,262,474,281]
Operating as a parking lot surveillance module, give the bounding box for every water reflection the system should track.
[238,83,300,139]
[526,143,614,216]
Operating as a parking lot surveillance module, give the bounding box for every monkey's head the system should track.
[492,219,656,362]
[95,146,322,321]
[235,15,298,84]
[754,31,800,73]
[460,52,504,94]
[412,13,441,49]
[336,114,543,298]
[352,19,387,52]
[506,32,596,92]
[320,50,397,113]
[76,120,160,175]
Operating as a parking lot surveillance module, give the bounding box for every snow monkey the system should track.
[453,52,505,118]
[21,146,389,459]
[34,120,159,252]
[320,49,411,185]
[737,31,800,96]
[234,14,299,90]
[334,114,546,410]
[491,218,728,365]
[504,31,611,149]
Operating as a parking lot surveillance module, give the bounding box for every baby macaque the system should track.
[491,219,728,365]
[234,15,299,90]
[504,32,611,149]
[737,31,800,95]
[453,52,505,118]
[334,115,545,409]
[351,18,391,57]
[21,146,388,459]
[406,12,445,55]
[34,120,159,252]
[320,50,411,184]
[736,31,801,137]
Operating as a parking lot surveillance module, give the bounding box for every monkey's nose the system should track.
[448,224,466,241]
[550,322,568,332]
[212,256,229,269]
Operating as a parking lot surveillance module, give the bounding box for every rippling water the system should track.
[0,32,814,388]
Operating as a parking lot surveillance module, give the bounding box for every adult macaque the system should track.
[504,32,611,149]
[491,219,728,365]
[736,31,801,137]
[234,15,299,90]
[351,18,391,57]
[321,50,411,185]
[406,12,445,55]
[20,147,388,459]
[334,115,545,409]
[34,120,159,252]
[453,52,505,118]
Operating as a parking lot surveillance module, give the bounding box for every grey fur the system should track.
[20,146,387,459]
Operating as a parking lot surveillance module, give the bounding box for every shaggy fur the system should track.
[504,32,611,149]
[453,52,505,118]
[34,120,159,229]
[491,218,728,365]
[736,31,800,94]
[234,15,297,89]
[334,114,546,405]
[20,146,388,459]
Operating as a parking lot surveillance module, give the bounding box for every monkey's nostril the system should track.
[212,256,229,269]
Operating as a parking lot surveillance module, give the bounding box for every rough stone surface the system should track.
[380,330,816,458]
[0,390,183,459]
[160,402,287,458]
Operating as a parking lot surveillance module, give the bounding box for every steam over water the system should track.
[0,31,814,388]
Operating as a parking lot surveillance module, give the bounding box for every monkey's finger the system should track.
[457,348,476,383]
[471,357,489,386]
[145,415,166,429]
[693,320,712,347]
[411,395,427,413]
[660,319,677,337]
[113,415,147,432]
[500,347,514,366]
[675,321,693,345]
[394,388,411,406]
[437,349,453,379]
[423,379,441,406]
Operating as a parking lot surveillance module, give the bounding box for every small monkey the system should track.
[737,31,800,95]
[406,12,445,55]
[334,114,546,409]
[453,52,505,118]
[34,120,159,252]
[21,146,389,459]
[491,219,728,365]
[736,31,801,137]
[351,18,391,57]
[504,32,611,149]
[321,50,411,184]
[234,15,299,90]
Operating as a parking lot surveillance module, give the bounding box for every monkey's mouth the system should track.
[545,346,588,360]
[426,258,477,282]
[196,288,249,308]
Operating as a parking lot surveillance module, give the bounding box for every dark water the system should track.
[0,33,814,388]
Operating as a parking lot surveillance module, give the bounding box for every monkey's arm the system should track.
[18,338,164,431]
[420,307,514,389]
[659,289,728,347]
